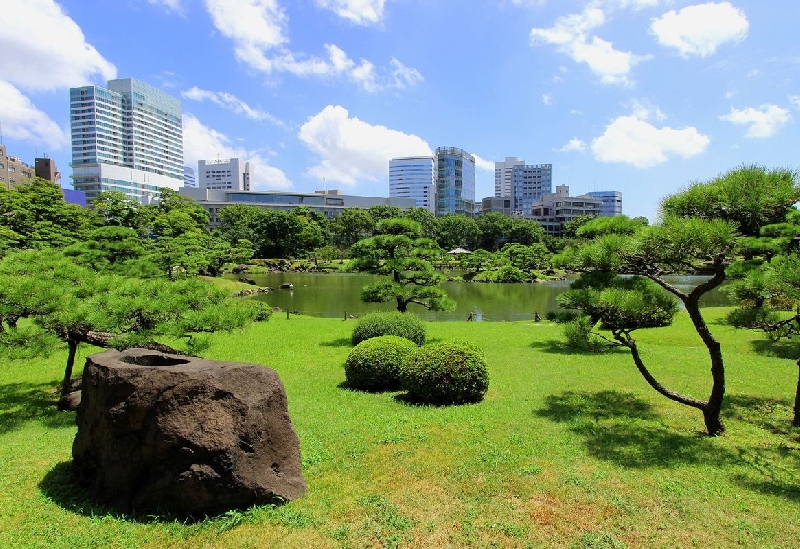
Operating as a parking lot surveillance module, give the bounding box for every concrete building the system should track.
[179,187,416,226]
[183,166,197,187]
[493,158,552,218]
[389,156,436,213]
[0,144,34,189]
[69,78,183,202]
[35,157,60,183]
[436,146,475,217]
[587,190,623,217]
[198,158,251,191]
[481,196,512,216]
[531,185,602,236]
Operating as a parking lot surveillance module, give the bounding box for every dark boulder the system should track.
[72,348,307,517]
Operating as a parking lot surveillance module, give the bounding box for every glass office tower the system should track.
[389,156,436,213]
[436,146,475,217]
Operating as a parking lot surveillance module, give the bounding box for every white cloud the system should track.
[204,1,420,92]
[0,80,69,150]
[182,113,292,190]
[472,155,495,172]
[591,115,709,168]
[629,98,666,121]
[788,95,800,110]
[298,105,431,185]
[530,6,649,85]
[0,0,116,91]
[556,138,587,152]
[542,94,552,105]
[181,86,287,128]
[316,0,386,26]
[719,105,792,138]
[650,2,748,58]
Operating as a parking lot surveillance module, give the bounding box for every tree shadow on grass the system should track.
[0,381,75,435]
[724,394,799,439]
[749,338,798,361]
[529,339,628,356]
[320,337,352,347]
[535,390,734,468]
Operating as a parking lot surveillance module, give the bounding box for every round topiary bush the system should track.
[351,311,426,346]
[344,335,419,391]
[400,341,489,405]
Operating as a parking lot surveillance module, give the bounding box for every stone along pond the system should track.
[231,272,732,322]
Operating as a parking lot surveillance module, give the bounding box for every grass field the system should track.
[1,308,799,548]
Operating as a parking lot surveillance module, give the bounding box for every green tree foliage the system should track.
[400,341,489,405]
[436,213,479,251]
[507,218,546,245]
[403,207,437,240]
[0,178,93,250]
[562,214,597,238]
[660,165,800,237]
[575,215,649,239]
[349,218,455,313]
[556,215,739,436]
[63,226,149,274]
[330,208,375,249]
[476,212,512,251]
[367,205,403,224]
[90,190,146,233]
[0,250,262,399]
[498,243,552,273]
[726,253,800,426]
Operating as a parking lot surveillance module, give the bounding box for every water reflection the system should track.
[235,272,730,322]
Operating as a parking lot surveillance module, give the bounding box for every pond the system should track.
[232,272,732,322]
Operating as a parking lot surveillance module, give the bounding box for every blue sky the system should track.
[1,0,799,220]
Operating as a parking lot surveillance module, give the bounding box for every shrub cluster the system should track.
[344,335,418,391]
[351,311,426,346]
[399,341,489,405]
[562,315,609,353]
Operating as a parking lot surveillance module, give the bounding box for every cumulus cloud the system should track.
[530,6,649,85]
[0,80,69,150]
[472,155,495,172]
[720,105,792,138]
[556,138,587,152]
[204,0,420,92]
[182,113,292,190]
[298,105,432,186]
[651,2,748,57]
[316,0,386,26]
[591,112,709,168]
[0,0,116,91]
[181,86,287,128]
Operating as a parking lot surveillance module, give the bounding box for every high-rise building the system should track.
[183,166,196,187]
[494,157,524,198]
[198,158,251,191]
[69,78,183,201]
[587,190,623,217]
[511,163,552,217]
[436,146,475,217]
[389,156,436,213]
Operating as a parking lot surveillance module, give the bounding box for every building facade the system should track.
[179,187,416,226]
[183,166,197,187]
[389,156,436,213]
[494,157,524,198]
[481,196,512,216]
[436,146,475,217]
[35,157,59,183]
[0,144,34,189]
[531,185,602,236]
[198,158,251,191]
[69,78,183,201]
[493,158,552,218]
[587,190,623,217]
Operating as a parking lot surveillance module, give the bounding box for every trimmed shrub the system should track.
[351,311,426,346]
[400,341,489,405]
[344,335,419,391]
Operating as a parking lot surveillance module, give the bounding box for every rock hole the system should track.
[271,463,281,473]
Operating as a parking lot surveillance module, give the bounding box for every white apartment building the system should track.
[494,157,552,218]
[198,158,251,191]
[70,78,183,201]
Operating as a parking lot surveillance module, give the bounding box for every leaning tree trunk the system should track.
[61,338,79,398]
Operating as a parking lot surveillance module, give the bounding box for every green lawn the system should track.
[1,309,799,548]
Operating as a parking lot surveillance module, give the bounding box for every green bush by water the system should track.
[343,335,418,391]
[400,341,489,405]
[351,311,426,346]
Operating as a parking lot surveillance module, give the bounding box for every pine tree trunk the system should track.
[793,359,800,428]
[61,339,79,398]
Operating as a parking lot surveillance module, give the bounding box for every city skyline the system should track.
[1,0,799,220]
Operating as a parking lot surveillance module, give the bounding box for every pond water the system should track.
[232,271,732,322]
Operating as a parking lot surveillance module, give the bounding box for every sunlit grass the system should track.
[2,308,799,548]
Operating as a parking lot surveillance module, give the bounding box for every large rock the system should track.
[72,348,307,516]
